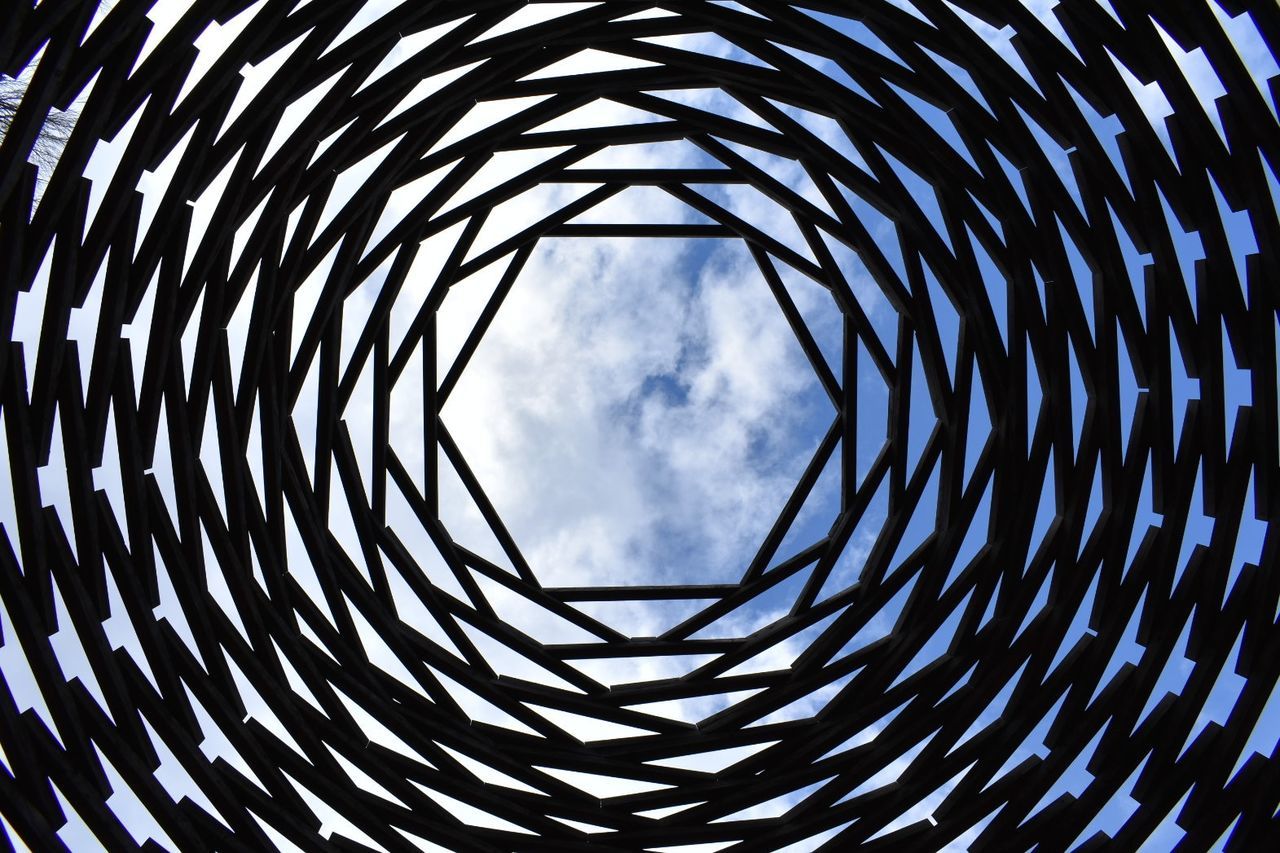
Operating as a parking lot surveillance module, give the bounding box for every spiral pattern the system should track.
[1,1,1278,850]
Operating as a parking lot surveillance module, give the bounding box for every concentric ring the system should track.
[1,1,1277,850]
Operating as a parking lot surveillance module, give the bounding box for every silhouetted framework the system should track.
[1,0,1277,850]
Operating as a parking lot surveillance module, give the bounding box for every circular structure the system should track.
[1,1,1278,850]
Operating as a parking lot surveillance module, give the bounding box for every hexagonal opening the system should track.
[438,235,838,587]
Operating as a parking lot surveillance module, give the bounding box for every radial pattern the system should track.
[1,1,1278,850]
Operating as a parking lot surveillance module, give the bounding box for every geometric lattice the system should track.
[1,1,1277,850]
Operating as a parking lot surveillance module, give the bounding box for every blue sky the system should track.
[1,1,1277,851]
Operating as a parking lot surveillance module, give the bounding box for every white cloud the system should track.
[437,232,826,588]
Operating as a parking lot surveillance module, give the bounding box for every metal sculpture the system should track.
[1,1,1277,850]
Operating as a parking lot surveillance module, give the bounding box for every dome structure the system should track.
[0,1,1277,850]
